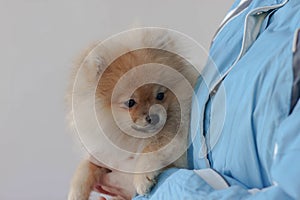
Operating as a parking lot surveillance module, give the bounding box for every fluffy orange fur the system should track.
[67,32,199,200]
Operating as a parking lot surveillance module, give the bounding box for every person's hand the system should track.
[94,170,136,200]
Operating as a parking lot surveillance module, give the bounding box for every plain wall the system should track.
[0,0,234,199]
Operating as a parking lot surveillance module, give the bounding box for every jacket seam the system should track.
[290,28,300,113]
[211,0,252,45]
[210,0,289,95]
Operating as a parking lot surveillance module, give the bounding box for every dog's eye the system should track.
[125,99,136,108]
[156,92,164,101]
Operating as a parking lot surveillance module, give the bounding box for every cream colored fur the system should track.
[66,28,200,199]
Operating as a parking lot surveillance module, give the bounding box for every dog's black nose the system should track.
[146,114,160,125]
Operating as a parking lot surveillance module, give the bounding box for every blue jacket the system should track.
[134,0,300,199]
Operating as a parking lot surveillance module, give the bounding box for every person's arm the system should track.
[133,100,300,200]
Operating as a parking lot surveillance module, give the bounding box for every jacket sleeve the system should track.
[132,100,300,200]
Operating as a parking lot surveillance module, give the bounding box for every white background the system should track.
[0,0,234,199]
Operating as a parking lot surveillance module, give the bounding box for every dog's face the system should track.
[125,84,168,127]
[111,83,176,134]
[95,49,182,136]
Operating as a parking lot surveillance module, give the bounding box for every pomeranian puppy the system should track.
[67,28,199,200]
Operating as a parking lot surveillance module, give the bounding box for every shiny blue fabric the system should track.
[133,0,300,199]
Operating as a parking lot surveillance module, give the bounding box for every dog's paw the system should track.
[133,172,158,195]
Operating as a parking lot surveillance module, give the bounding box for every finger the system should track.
[101,172,133,189]
[94,185,117,196]
[101,186,130,200]
[95,183,132,199]
[100,185,123,196]
[99,172,135,199]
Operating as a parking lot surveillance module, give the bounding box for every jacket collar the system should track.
[250,0,288,8]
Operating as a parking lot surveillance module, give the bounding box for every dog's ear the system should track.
[76,42,110,84]
[84,50,107,77]
[69,43,108,93]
